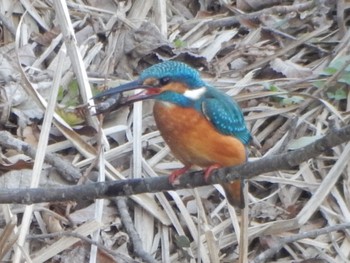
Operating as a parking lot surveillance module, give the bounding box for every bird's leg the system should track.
[169,165,191,184]
[203,164,221,182]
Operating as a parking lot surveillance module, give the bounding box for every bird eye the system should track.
[159,77,171,85]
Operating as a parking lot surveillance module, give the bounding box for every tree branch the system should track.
[179,1,315,32]
[27,231,138,263]
[0,124,349,204]
[253,222,350,263]
[0,131,80,182]
[115,197,157,263]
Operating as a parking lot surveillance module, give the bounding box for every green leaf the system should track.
[57,86,65,102]
[68,80,79,98]
[328,55,350,71]
[174,39,186,48]
[56,108,84,126]
[175,235,191,248]
[63,81,80,107]
[267,84,280,91]
[322,67,337,76]
[339,72,350,85]
[282,96,304,105]
[312,80,325,89]
[288,135,323,150]
[327,89,347,100]
[321,55,350,76]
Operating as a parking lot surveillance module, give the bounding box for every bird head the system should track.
[93,61,208,110]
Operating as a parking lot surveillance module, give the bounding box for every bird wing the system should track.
[201,94,251,145]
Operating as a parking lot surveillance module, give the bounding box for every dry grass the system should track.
[0,0,350,262]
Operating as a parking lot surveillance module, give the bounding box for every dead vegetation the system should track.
[0,0,350,262]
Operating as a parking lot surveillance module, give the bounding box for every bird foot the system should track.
[169,166,191,184]
[203,164,221,182]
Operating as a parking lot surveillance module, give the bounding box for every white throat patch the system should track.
[183,87,206,100]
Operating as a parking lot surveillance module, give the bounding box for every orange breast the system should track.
[153,101,247,168]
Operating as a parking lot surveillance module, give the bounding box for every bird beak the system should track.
[92,80,162,113]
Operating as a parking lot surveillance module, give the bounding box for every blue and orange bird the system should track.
[94,61,251,208]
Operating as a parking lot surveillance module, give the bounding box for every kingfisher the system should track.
[94,61,251,208]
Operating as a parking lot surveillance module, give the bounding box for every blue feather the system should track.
[140,61,205,88]
[200,87,251,145]
[140,61,251,145]
[156,91,194,107]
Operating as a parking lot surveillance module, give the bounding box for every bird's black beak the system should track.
[92,80,161,113]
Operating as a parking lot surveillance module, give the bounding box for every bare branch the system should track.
[253,222,350,263]
[0,124,349,204]
[180,1,316,32]
[115,197,157,263]
[27,231,138,263]
[0,131,81,182]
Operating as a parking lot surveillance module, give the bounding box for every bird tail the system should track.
[221,180,244,209]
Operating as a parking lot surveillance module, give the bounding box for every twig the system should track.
[323,57,350,90]
[260,115,286,153]
[0,11,16,37]
[179,1,316,32]
[0,131,80,182]
[253,222,350,263]
[0,217,18,260]
[115,197,157,263]
[27,231,139,263]
[242,26,329,72]
[275,116,298,154]
[261,26,329,55]
[0,124,349,204]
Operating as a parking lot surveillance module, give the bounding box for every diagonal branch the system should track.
[253,222,350,263]
[0,124,349,204]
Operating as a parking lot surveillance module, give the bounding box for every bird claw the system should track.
[203,164,221,182]
[168,166,191,184]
